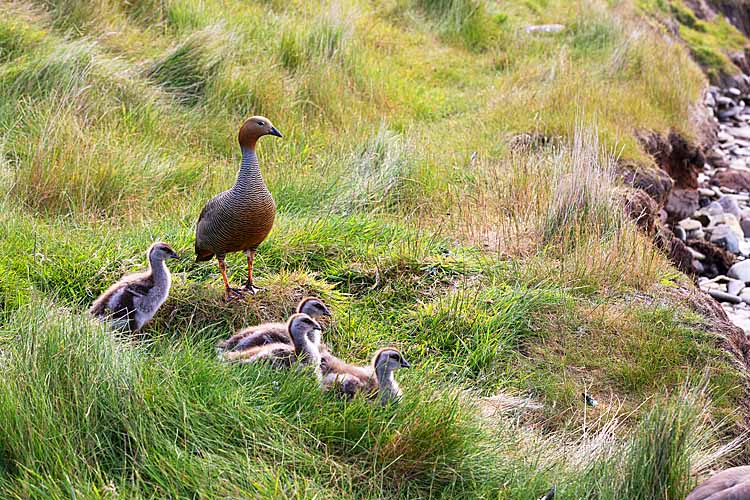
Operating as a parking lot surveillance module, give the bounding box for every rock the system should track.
[688,239,737,278]
[741,218,750,237]
[741,289,750,303]
[525,24,565,33]
[740,239,750,257]
[665,189,700,222]
[718,131,733,142]
[688,247,706,260]
[729,259,750,282]
[709,225,740,253]
[728,127,750,140]
[673,226,687,241]
[708,289,742,303]
[728,279,745,295]
[718,196,742,218]
[719,107,742,120]
[713,169,750,192]
[707,201,724,215]
[678,218,703,232]
[705,92,716,108]
[693,260,705,274]
[698,187,716,198]
[728,87,742,96]
[716,95,736,106]
[705,149,730,169]
[722,213,744,238]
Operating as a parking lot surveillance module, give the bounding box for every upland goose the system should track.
[686,466,750,500]
[222,313,323,380]
[89,242,179,332]
[321,348,410,404]
[195,116,282,300]
[217,297,331,353]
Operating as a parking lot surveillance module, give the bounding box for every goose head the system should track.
[238,116,282,150]
[297,297,331,319]
[287,313,323,353]
[148,242,180,261]
[373,348,410,373]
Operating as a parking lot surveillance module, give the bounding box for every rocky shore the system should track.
[678,82,750,331]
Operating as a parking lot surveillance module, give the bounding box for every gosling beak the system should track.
[269,126,282,138]
[170,251,180,259]
[322,307,332,317]
[401,358,411,368]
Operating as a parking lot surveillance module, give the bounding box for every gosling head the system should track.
[238,116,282,150]
[373,348,410,373]
[287,313,323,348]
[148,242,180,261]
[297,297,332,320]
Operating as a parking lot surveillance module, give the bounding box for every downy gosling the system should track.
[222,313,323,380]
[321,348,410,405]
[89,242,179,333]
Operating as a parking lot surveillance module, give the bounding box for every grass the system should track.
[0,0,747,497]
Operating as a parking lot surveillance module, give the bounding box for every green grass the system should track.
[0,0,747,497]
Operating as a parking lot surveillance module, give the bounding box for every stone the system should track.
[729,259,750,282]
[727,127,750,140]
[728,279,745,295]
[698,188,716,198]
[742,218,750,237]
[719,107,742,120]
[713,169,750,192]
[710,225,740,254]
[665,188,700,222]
[728,87,742,96]
[710,289,742,303]
[717,95,736,107]
[708,201,724,215]
[705,92,716,108]
[741,289,750,303]
[688,247,706,260]
[740,239,750,257]
[674,226,687,241]
[688,239,737,278]
[678,218,703,232]
[719,196,742,218]
[693,260,705,274]
[718,131,733,142]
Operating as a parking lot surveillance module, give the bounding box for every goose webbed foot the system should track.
[224,287,248,302]
[240,282,263,295]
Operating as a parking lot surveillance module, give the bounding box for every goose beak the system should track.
[322,308,332,317]
[401,358,411,368]
[269,126,282,138]
[170,251,180,259]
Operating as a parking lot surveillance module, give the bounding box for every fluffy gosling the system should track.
[222,313,323,380]
[89,242,179,333]
[217,297,330,353]
[321,348,410,405]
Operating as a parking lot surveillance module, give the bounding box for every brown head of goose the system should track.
[216,297,331,354]
[194,116,282,300]
[89,242,179,332]
[321,347,410,405]
[222,313,323,380]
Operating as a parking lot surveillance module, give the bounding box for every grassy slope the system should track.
[0,0,746,498]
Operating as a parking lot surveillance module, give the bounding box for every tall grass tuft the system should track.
[340,125,415,212]
[412,0,495,50]
[145,24,232,105]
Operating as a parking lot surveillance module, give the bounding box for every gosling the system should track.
[321,348,410,405]
[89,242,179,333]
[222,313,323,380]
[217,297,331,354]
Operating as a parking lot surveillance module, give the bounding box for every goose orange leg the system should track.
[242,249,262,294]
[218,257,246,301]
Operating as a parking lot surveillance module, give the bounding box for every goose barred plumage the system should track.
[195,116,282,300]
